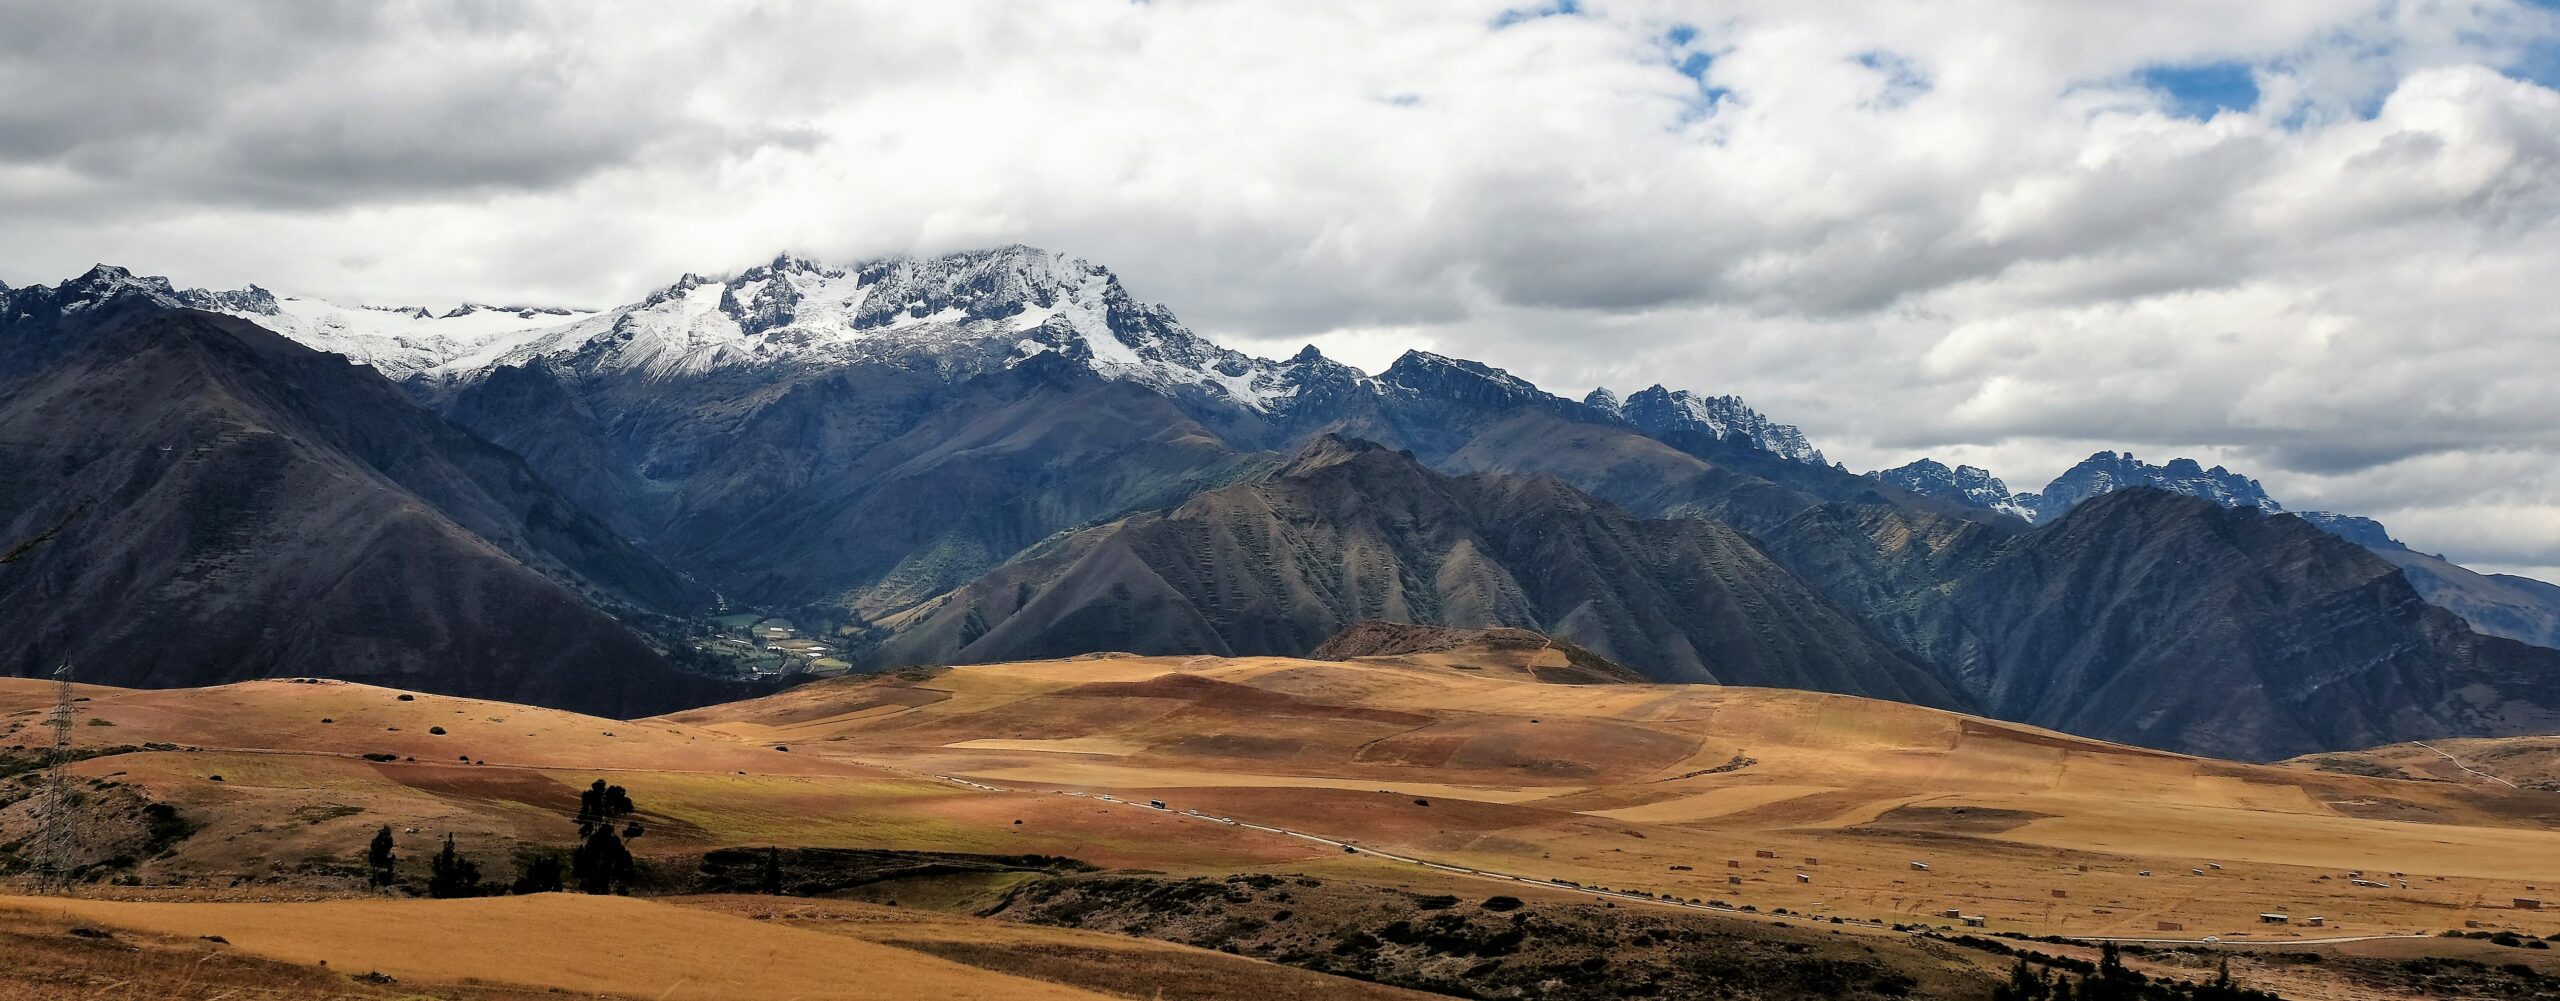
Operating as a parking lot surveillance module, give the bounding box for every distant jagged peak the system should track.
[3,262,280,319]
[21,262,179,307]
[439,303,582,321]
[1384,348,1531,384]
[1868,458,2033,520]
[1584,386,1623,412]
[451,244,1337,413]
[1613,383,1827,466]
[1379,350,1562,410]
[2019,449,2282,523]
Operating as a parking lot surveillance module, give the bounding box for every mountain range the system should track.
[4,249,2554,760]
[1871,449,2281,525]
[1874,450,2560,653]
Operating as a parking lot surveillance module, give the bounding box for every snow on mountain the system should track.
[1380,350,1568,411]
[231,296,598,378]
[0,263,597,379]
[1869,459,2034,520]
[18,253,1846,447]
[2,264,231,321]
[1862,450,2284,524]
[1589,384,1829,465]
[2016,451,2282,523]
[390,246,1320,413]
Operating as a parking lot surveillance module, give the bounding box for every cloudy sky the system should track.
[5,0,2558,578]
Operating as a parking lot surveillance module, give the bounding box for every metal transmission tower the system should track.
[28,663,79,894]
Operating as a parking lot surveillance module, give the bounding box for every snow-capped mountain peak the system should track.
[1869,458,2034,520]
[1862,449,2288,524]
[1592,384,1829,465]
[387,245,1318,413]
[2017,451,2281,523]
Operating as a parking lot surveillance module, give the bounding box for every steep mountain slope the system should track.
[686,354,1277,614]
[379,251,1343,615]
[1865,455,2560,652]
[442,344,1273,614]
[1919,489,2560,760]
[2297,512,2560,649]
[873,436,1967,709]
[0,305,736,715]
[1449,410,2560,757]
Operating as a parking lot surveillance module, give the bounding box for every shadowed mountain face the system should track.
[873,436,1970,709]
[2376,550,2560,651]
[1428,412,2560,759]
[444,351,1275,614]
[1914,489,2560,760]
[2293,512,2560,651]
[0,308,740,716]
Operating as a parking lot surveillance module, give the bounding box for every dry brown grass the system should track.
[12,655,2559,959]
[689,655,2560,942]
[0,893,1120,1000]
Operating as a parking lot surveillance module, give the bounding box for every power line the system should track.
[29,662,80,894]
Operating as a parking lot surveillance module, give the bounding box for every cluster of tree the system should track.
[358,778,648,898]
[1992,946,2284,1001]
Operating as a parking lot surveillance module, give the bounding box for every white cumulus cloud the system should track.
[1,0,2554,577]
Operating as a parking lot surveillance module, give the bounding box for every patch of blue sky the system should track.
[1658,22,1731,122]
[1853,50,1930,108]
[1492,0,1581,30]
[2135,61,2260,119]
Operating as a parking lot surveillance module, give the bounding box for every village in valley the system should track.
[697,614,855,680]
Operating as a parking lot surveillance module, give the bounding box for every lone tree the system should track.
[574,779,635,836]
[428,833,481,899]
[366,825,396,889]
[572,824,636,895]
[569,778,641,894]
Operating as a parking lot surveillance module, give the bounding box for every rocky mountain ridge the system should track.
[1862,448,2559,650]
[1590,384,1828,465]
[1868,458,2034,521]
[1867,449,2281,525]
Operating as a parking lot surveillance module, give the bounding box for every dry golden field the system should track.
[670,652,2560,942]
[5,650,2559,999]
